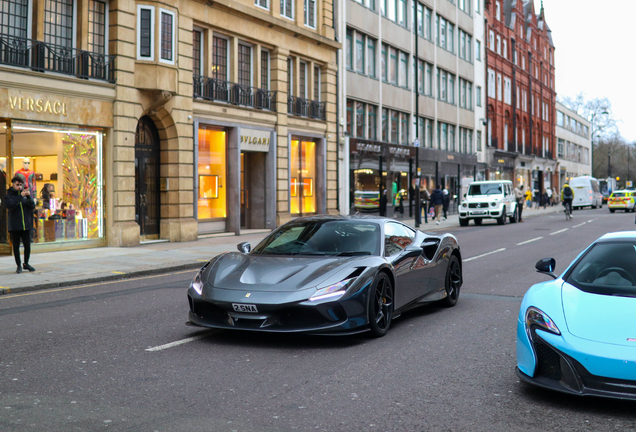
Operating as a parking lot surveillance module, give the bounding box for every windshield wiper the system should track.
[335,251,372,256]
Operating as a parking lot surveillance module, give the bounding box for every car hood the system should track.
[562,282,636,347]
[204,252,366,292]
[464,194,503,202]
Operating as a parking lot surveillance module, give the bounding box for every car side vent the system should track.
[346,267,365,279]
[422,238,440,261]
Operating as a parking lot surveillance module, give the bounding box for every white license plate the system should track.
[472,210,486,215]
[232,303,258,313]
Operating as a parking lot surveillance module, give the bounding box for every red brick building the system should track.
[484,0,557,194]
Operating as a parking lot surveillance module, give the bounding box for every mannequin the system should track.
[0,157,6,243]
[15,157,36,198]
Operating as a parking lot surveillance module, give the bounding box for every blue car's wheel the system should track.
[368,273,394,337]
[441,255,462,307]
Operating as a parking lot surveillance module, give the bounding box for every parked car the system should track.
[569,176,603,209]
[458,180,517,226]
[608,190,636,213]
[517,232,636,400]
[187,215,462,337]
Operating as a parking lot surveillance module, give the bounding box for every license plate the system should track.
[472,210,486,215]
[232,303,258,313]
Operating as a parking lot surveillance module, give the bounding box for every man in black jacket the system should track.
[4,176,36,273]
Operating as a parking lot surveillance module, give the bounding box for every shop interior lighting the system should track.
[12,125,102,136]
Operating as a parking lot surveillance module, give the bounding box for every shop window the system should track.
[7,123,104,244]
[198,127,227,219]
[290,139,316,215]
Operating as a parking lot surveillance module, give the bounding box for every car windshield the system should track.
[252,220,381,256]
[468,183,502,196]
[612,192,626,197]
[565,241,636,297]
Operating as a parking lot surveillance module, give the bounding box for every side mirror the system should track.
[535,257,557,279]
[237,242,251,253]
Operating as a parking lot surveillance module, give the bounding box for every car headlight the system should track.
[525,306,561,335]
[191,269,204,295]
[462,203,467,208]
[309,278,357,302]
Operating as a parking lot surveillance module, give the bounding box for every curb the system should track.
[0,261,203,296]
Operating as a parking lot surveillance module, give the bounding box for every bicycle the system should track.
[564,201,572,220]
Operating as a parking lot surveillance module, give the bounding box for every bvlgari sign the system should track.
[240,128,271,152]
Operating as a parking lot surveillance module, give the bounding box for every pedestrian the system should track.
[394,190,404,218]
[430,184,444,225]
[533,189,539,208]
[552,187,558,206]
[4,176,36,273]
[514,184,525,222]
[379,187,387,216]
[546,187,553,206]
[420,186,431,223]
[542,189,549,209]
[442,184,450,220]
[525,188,532,209]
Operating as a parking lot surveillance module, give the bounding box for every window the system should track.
[261,50,270,90]
[299,62,307,98]
[489,30,494,51]
[459,0,471,15]
[424,6,432,39]
[496,73,502,101]
[281,0,293,19]
[459,78,472,110]
[437,14,455,52]
[381,43,387,81]
[346,100,353,134]
[503,77,511,105]
[45,0,73,48]
[137,5,154,60]
[313,66,320,101]
[382,108,388,141]
[346,29,353,70]
[192,30,203,77]
[400,112,408,144]
[88,0,107,55]
[557,138,564,158]
[355,0,376,11]
[495,0,500,20]
[238,44,252,87]
[399,51,408,87]
[459,29,472,62]
[356,101,365,138]
[389,46,398,84]
[368,105,377,140]
[1,0,29,38]
[347,100,378,140]
[367,37,376,77]
[391,110,399,143]
[437,68,455,104]
[398,0,406,26]
[502,38,507,59]
[355,33,364,73]
[487,69,495,98]
[425,62,433,96]
[496,35,501,55]
[448,74,455,104]
[255,0,268,9]
[384,223,414,256]
[304,0,316,27]
[476,86,482,107]
[212,36,229,81]
[557,110,564,127]
[159,9,176,64]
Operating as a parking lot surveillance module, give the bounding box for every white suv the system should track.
[458,180,518,226]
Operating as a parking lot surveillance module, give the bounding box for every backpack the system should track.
[563,186,573,199]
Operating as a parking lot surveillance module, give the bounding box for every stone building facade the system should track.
[1,0,339,252]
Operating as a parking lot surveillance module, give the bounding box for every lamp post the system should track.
[608,151,611,178]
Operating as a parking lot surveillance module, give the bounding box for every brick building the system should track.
[484,0,557,193]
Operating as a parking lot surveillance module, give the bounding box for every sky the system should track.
[539,0,636,142]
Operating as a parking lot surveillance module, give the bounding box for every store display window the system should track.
[290,139,316,215]
[6,123,104,244]
[198,127,227,219]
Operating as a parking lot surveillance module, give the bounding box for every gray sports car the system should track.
[187,215,462,336]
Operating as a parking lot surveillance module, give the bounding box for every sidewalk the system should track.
[0,205,563,295]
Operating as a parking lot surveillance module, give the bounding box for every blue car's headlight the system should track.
[309,278,357,302]
[525,306,561,335]
[191,270,204,295]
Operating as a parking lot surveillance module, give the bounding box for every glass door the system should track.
[135,117,160,239]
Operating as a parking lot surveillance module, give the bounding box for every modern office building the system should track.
[484,0,557,193]
[555,102,591,186]
[0,0,339,252]
[338,0,478,215]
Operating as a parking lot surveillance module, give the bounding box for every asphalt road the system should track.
[2,208,636,432]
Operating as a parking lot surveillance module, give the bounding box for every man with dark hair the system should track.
[4,176,36,273]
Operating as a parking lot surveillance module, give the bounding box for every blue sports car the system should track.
[517,231,636,400]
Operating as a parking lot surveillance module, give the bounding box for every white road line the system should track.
[587,219,594,223]
[573,221,587,228]
[516,236,543,246]
[550,228,569,236]
[146,335,209,352]
[464,248,506,262]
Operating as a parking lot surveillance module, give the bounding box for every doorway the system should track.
[135,116,160,239]
[240,151,266,229]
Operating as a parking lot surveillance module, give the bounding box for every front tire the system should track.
[459,218,469,227]
[440,255,462,307]
[497,206,507,225]
[368,273,394,337]
[474,218,483,226]
[610,208,615,213]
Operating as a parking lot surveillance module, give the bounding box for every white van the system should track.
[569,176,603,209]
[458,180,517,226]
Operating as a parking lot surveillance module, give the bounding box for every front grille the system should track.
[468,202,490,208]
[533,336,562,380]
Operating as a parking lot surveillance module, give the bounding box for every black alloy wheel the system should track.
[368,273,394,337]
[497,206,507,225]
[440,255,462,307]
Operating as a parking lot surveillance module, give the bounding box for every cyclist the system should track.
[561,183,574,218]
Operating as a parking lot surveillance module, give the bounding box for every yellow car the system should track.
[608,190,636,213]
[354,190,380,210]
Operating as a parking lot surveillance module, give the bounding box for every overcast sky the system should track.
[540,0,636,142]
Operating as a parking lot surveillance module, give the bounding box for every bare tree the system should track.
[557,92,585,114]
[582,98,619,141]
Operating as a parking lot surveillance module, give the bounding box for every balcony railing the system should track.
[193,75,277,111]
[288,95,326,120]
[0,34,115,83]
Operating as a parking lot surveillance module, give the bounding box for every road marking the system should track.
[587,219,594,223]
[464,248,506,262]
[573,221,587,228]
[550,228,569,235]
[146,334,209,352]
[111,271,125,274]
[516,237,543,246]
[0,269,197,300]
